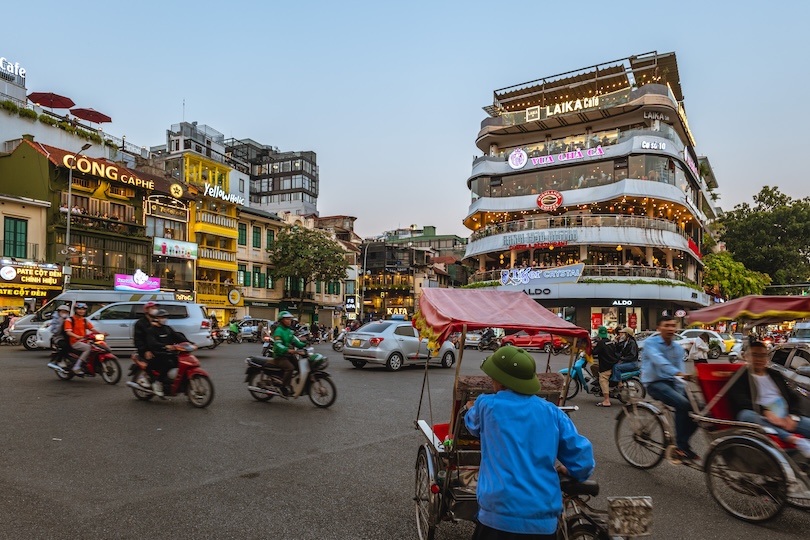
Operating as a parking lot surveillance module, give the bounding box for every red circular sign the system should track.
[537,190,563,211]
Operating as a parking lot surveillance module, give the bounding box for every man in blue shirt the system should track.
[641,315,698,461]
[465,346,595,539]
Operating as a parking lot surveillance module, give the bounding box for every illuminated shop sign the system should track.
[537,190,563,211]
[0,56,26,80]
[641,140,667,150]
[683,148,699,179]
[147,200,188,221]
[175,292,195,302]
[508,146,604,170]
[612,300,633,306]
[0,262,62,287]
[152,237,198,260]
[527,96,599,119]
[62,154,155,190]
[114,270,160,292]
[204,183,245,205]
[500,263,584,286]
[522,287,551,296]
[502,229,579,247]
[508,241,568,251]
[344,296,357,313]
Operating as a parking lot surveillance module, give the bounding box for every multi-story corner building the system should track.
[151,122,249,320]
[225,138,318,217]
[316,215,362,326]
[235,206,284,321]
[465,52,717,332]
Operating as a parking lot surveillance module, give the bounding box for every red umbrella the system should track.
[70,107,112,124]
[686,295,810,327]
[27,92,75,109]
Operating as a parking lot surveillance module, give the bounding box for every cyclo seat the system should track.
[559,475,600,497]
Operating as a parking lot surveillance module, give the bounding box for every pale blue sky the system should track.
[4,0,808,238]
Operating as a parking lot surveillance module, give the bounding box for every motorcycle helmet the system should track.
[56,304,70,313]
[154,309,170,320]
[75,302,88,310]
[278,311,293,321]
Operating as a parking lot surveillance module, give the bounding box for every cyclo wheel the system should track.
[415,447,439,540]
[614,404,666,469]
[616,377,646,404]
[704,436,787,522]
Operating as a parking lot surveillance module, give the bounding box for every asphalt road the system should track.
[1,343,808,539]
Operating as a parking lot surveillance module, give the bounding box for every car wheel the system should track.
[386,352,404,371]
[709,347,721,360]
[22,331,38,351]
[542,343,552,353]
[441,351,455,368]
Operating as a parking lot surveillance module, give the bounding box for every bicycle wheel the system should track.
[704,438,787,522]
[616,377,646,404]
[614,405,666,469]
[415,449,438,540]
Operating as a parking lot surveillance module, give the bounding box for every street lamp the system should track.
[63,143,92,290]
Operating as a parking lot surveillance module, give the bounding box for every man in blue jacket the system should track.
[465,346,595,539]
[641,315,698,462]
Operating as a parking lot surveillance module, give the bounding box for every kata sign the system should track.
[62,154,155,190]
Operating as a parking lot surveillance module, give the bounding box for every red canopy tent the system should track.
[687,295,810,327]
[415,288,590,344]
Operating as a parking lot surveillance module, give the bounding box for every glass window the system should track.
[3,217,27,258]
[252,226,261,248]
[237,264,246,286]
[266,229,274,248]
[97,304,135,320]
[238,223,247,246]
[253,266,261,288]
[316,281,321,293]
[239,178,245,192]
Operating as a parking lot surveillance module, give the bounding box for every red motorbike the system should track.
[47,333,121,384]
[125,343,215,408]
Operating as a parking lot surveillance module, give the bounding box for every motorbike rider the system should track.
[610,327,639,388]
[144,309,189,397]
[480,327,496,348]
[63,302,96,375]
[272,311,307,396]
[133,302,160,388]
[49,305,71,360]
[228,318,239,338]
[592,326,618,407]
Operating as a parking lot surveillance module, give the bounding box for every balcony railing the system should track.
[54,212,145,237]
[470,214,686,242]
[469,264,689,285]
[195,211,238,229]
[196,281,239,296]
[70,265,130,282]
[0,242,40,261]
[198,247,236,263]
[283,290,315,300]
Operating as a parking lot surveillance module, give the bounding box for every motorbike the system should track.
[559,352,646,403]
[244,347,337,408]
[225,328,242,344]
[332,329,346,352]
[207,327,225,349]
[261,335,274,357]
[477,332,500,351]
[125,343,215,408]
[296,328,317,346]
[47,333,122,385]
[0,331,16,346]
[552,341,572,355]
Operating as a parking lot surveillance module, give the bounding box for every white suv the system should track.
[36,301,212,350]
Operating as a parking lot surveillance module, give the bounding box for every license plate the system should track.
[607,496,653,537]
[351,339,361,347]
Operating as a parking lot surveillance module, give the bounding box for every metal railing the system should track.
[469,264,688,285]
[195,211,238,229]
[196,281,239,296]
[198,247,236,263]
[283,290,315,300]
[53,212,145,237]
[0,242,39,260]
[470,214,686,242]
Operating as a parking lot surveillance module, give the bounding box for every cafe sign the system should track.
[537,190,563,211]
[62,154,155,190]
[114,270,160,292]
[204,183,245,205]
[0,262,63,296]
[152,237,198,260]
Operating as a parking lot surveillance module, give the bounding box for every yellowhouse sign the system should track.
[62,154,155,190]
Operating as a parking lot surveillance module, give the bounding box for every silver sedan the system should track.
[342,321,456,371]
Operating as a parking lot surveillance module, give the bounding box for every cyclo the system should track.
[615,295,810,522]
[412,288,653,539]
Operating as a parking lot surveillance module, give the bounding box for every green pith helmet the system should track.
[278,311,293,321]
[480,346,540,395]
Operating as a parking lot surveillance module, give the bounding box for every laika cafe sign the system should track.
[62,154,155,190]
[508,146,604,170]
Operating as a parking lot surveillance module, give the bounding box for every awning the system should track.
[687,295,810,327]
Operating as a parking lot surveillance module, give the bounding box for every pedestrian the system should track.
[593,326,618,407]
[688,333,710,364]
[465,346,595,538]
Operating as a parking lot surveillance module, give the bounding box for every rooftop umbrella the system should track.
[27,92,75,109]
[70,107,112,124]
[686,295,810,327]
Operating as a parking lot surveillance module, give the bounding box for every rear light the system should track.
[369,337,384,346]
[200,320,210,330]
[430,483,440,494]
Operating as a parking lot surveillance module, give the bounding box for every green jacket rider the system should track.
[271,311,306,394]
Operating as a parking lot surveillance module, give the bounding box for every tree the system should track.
[720,186,810,285]
[702,251,771,299]
[266,225,349,319]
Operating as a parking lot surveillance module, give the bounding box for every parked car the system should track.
[636,331,697,359]
[679,329,734,354]
[36,301,212,350]
[342,320,456,371]
[500,331,562,352]
[789,322,810,344]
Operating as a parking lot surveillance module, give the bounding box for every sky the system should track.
[4,0,809,239]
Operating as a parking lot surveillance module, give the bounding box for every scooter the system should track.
[47,333,122,385]
[478,331,500,351]
[332,329,345,352]
[244,347,337,408]
[559,352,646,403]
[261,335,274,357]
[125,343,215,408]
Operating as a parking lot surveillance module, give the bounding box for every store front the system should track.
[146,194,197,297]
[244,300,278,321]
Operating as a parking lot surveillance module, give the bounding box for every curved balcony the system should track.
[470,214,685,243]
[469,264,688,285]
